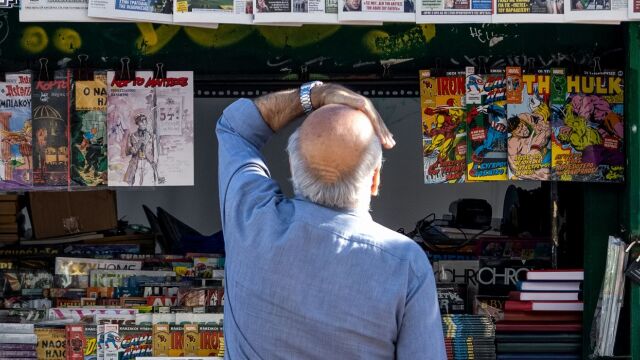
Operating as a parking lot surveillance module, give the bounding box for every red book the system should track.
[505,300,583,312]
[526,269,584,281]
[65,324,86,360]
[509,291,581,301]
[496,322,582,332]
[503,311,582,322]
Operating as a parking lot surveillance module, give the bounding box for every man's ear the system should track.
[371,166,381,196]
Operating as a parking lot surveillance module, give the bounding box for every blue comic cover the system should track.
[465,67,508,181]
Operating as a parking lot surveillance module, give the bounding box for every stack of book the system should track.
[495,269,584,360]
[441,314,496,360]
[0,195,19,244]
[0,323,36,359]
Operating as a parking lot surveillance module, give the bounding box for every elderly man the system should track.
[216,82,445,359]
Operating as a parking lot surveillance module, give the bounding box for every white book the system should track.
[526,270,584,281]
[518,291,580,301]
[518,281,582,292]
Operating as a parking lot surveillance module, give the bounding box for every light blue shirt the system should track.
[217,99,446,360]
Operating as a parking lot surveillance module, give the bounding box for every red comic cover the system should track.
[65,324,85,360]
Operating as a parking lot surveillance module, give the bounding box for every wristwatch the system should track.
[300,81,323,114]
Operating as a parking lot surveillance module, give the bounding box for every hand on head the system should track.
[311,84,396,150]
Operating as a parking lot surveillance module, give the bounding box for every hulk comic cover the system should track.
[465,67,508,181]
[71,72,108,186]
[506,69,552,180]
[551,71,624,182]
[31,70,70,187]
[0,73,32,190]
[420,70,467,184]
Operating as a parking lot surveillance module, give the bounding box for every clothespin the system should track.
[38,58,50,82]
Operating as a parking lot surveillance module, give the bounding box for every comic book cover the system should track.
[31,70,70,187]
[84,325,98,360]
[507,70,553,180]
[0,73,32,189]
[96,324,104,360]
[465,67,509,181]
[168,324,184,356]
[197,323,223,357]
[64,244,140,257]
[118,325,152,360]
[551,71,624,182]
[102,324,119,360]
[35,326,66,360]
[107,71,194,187]
[183,323,199,356]
[420,70,467,184]
[66,324,86,360]
[71,72,108,186]
[436,283,466,314]
[152,324,170,356]
[474,295,508,321]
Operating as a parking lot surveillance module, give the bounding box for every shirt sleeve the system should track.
[396,257,447,360]
[215,98,284,229]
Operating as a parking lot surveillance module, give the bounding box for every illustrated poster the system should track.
[107,71,194,187]
[420,70,467,184]
[416,0,491,22]
[0,73,32,190]
[551,72,624,182]
[31,70,69,187]
[72,72,108,186]
[465,67,508,181]
[19,0,120,22]
[506,70,552,180]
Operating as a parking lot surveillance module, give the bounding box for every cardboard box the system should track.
[28,190,117,239]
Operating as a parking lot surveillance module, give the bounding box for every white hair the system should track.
[286,128,382,211]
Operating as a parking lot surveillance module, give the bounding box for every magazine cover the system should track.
[493,0,563,22]
[197,323,224,357]
[152,324,170,356]
[465,67,508,181]
[253,0,338,23]
[506,70,552,180]
[71,72,108,186]
[174,0,253,24]
[0,73,32,190]
[338,0,415,22]
[107,71,194,187]
[35,326,66,360]
[420,70,467,184]
[416,0,491,22]
[551,72,624,182]
[119,325,152,360]
[90,270,175,287]
[31,70,70,187]
[564,0,627,20]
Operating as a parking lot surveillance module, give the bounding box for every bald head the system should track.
[298,104,376,183]
[287,104,383,210]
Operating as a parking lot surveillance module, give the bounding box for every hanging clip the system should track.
[77,54,89,81]
[154,62,166,80]
[592,56,602,73]
[526,57,535,74]
[626,237,640,262]
[38,58,50,82]
[118,57,132,81]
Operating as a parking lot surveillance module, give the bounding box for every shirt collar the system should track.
[293,195,373,221]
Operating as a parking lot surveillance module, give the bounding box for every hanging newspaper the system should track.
[173,0,253,24]
[88,0,174,22]
[493,0,563,22]
[253,0,338,23]
[416,0,491,22]
[564,0,627,21]
[19,1,122,21]
[338,0,415,22]
[0,73,32,190]
[628,0,640,16]
[107,71,194,187]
